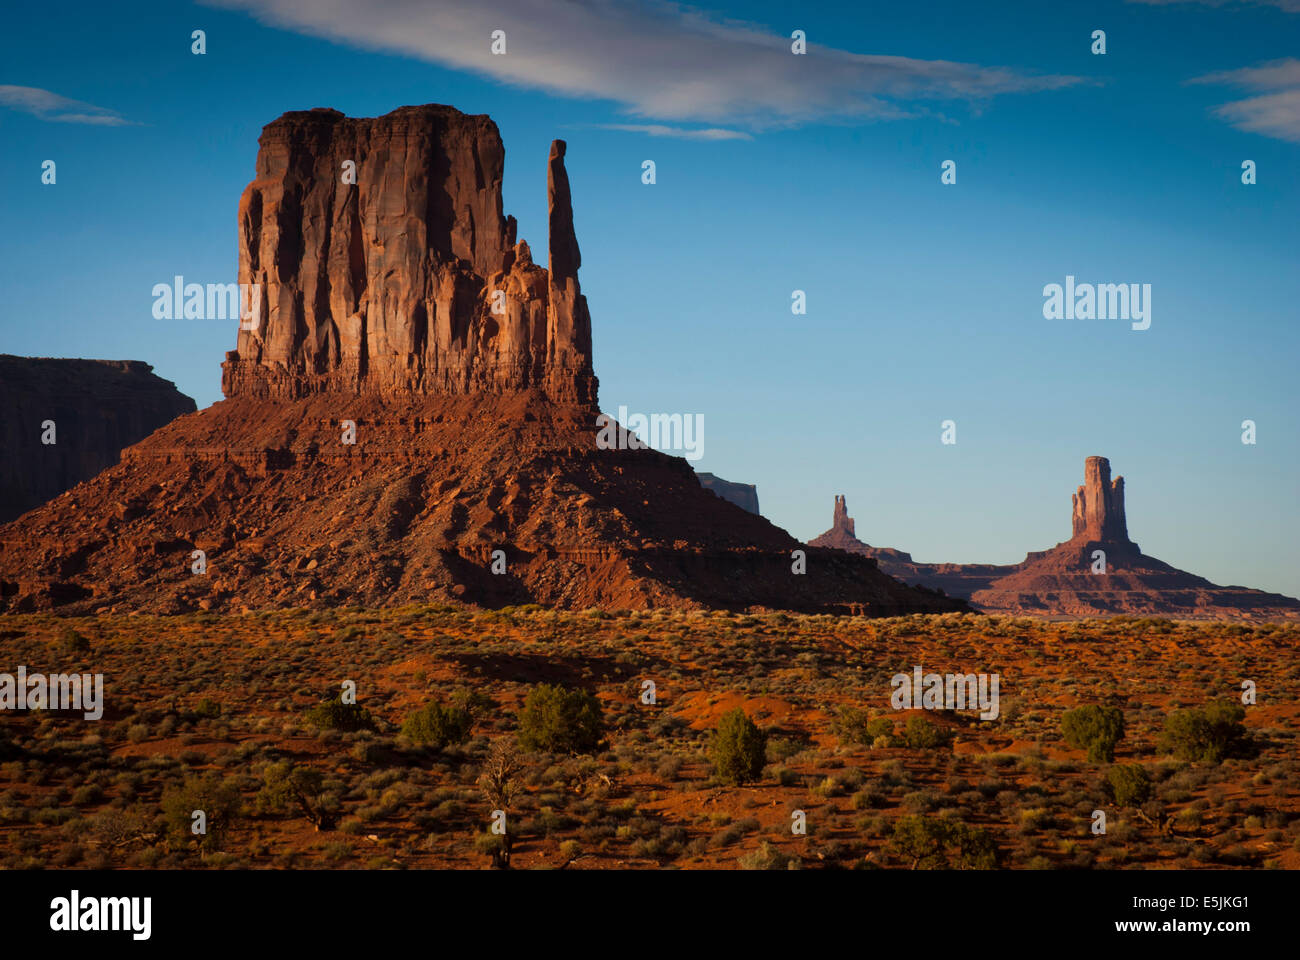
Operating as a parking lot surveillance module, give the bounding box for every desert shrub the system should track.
[889,815,997,869]
[832,707,894,746]
[812,776,846,798]
[401,700,473,749]
[655,755,685,781]
[517,685,604,753]
[255,762,338,829]
[474,832,510,868]
[304,697,374,733]
[1158,701,1251,763]
[774,767,800,787]
[851,788,887,810]
[192,698,222,719]
[1106,764,1152,807]
[87,808,153,849]
[710,708,767,786]
[71,785,102,806]
[903,714,949,749]
[1061,704,1126,762]
[765,737,806,762]
[160,773,242,850]
[738,840,800,870]
[451,688,494,719]
[57,626,90,655]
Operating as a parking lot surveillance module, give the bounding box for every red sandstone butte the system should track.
[222,105,595,404]
[811,457,1300,621]
[0,104,959,618]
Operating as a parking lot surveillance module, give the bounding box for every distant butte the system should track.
[697,473,760,515]
[810,457,1300,621]
[0,356,195,522]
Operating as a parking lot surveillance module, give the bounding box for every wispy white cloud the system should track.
[206,0,1081,130]
[1129,0,1300,12]
[0,85,132,125]
[1192,59,1300,88]
[588,123,752,140]
[1191,58,1300,142]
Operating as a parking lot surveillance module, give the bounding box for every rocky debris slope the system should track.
[0,356,195,522]
[0,392,956,615]
[0,104,960,618]
[812,459,1300,621]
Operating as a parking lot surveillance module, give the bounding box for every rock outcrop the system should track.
[0,104,960,619]
[1071,455,1131,545]
[811,459,1300,621]
[809,494,1001,596]
[221,106,596,403]
[697,473,760,515]
[0,356,195,522]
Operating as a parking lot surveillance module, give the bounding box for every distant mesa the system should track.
[811,457,1300,621]
[0,356,195,523]
[696,473,760,515]
[0,104,958,618]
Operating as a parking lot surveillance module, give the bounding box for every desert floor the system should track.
[0,607,1295,870]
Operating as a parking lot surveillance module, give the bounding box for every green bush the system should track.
[889,815,997,869]
[401,700,473,749]
[517,684,604,753]
[832,707,894,746]
[903,714,950,749]
[256,762,323,812]
[255,762,337,829]
[160,773,242,850]
[1061,704,1126,762]
[304,697,374,732]
[1158,700,1251,763]
[1106,763,1152,807]
[710,708,768,785]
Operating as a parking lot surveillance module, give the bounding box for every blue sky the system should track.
[1,0,1297,595]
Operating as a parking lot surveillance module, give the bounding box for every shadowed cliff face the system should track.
[0,356,195,522]
[221,105,597,403]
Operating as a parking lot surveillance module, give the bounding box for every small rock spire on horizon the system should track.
[832,494,855,538]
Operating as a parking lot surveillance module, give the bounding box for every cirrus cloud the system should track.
[586,122,753,140]
[0,85,132,125]
[206,0,1082,132]
[1128,0,1300,12]
[1191,58,1300,142]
